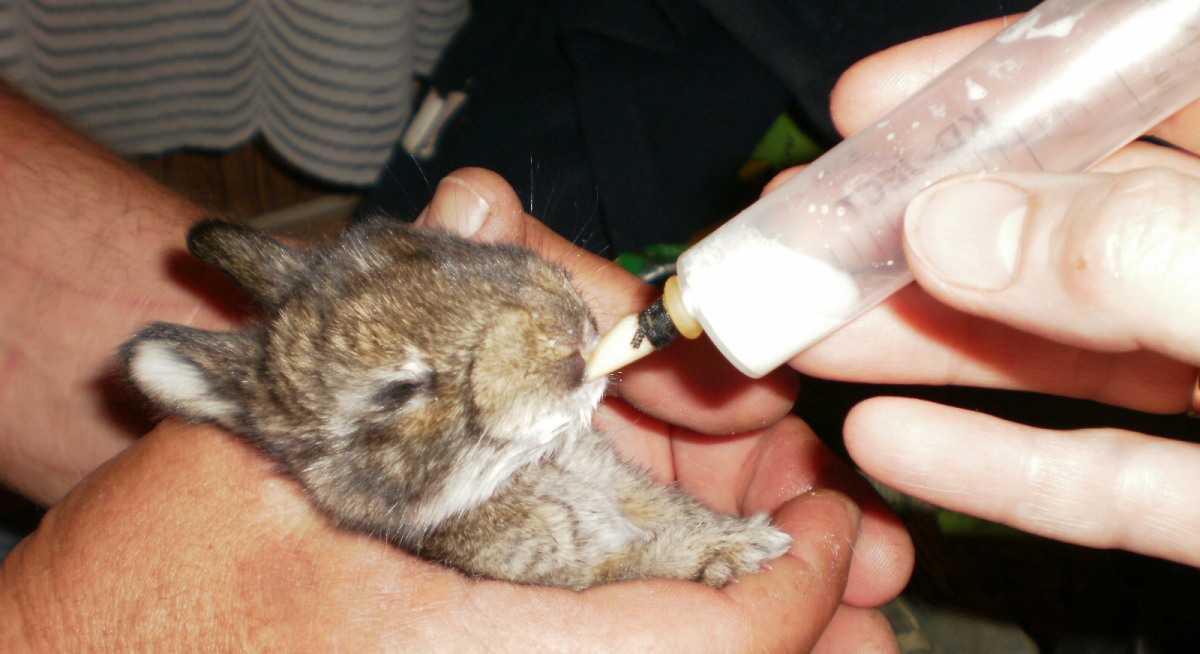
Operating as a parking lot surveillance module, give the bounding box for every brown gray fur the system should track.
[121,218,791,589]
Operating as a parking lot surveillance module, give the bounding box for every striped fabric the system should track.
[0,0,469,186]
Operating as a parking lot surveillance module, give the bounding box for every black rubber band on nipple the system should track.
[635,298,679,350]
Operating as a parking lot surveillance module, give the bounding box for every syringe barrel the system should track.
[676,0,1200,378]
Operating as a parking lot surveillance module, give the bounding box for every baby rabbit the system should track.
[122,218,791,589]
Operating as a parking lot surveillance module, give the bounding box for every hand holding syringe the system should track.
[576,0,1200,570]
[586,0,1200,380]
[810,16,1200,570]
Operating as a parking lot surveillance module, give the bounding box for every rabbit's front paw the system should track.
[698,514,793,587]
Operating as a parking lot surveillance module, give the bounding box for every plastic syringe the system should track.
[584,0,1200,381]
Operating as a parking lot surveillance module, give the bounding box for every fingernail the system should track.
[905,178,1028,291]
[432,176,489,237]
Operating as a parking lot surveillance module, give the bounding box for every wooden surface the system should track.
[134,137,357,220]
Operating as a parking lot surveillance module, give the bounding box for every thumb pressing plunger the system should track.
[583,276,702,380]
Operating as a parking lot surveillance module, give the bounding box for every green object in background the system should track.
[615,244,687,279]
[615,252,649,275]
[748,114,824,170]
[615,115,822,272]
[936,511,1025,539]
[643,243,686,261]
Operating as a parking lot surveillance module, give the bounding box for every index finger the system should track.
[847,397,1200,567]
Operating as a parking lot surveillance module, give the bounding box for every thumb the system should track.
[903,168,1200,367]
[413,167,527,243]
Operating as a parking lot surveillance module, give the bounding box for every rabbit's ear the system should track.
[187,219,306,309]
[122,322,258,427]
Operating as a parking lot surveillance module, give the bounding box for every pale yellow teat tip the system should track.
[583,314,655,381]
